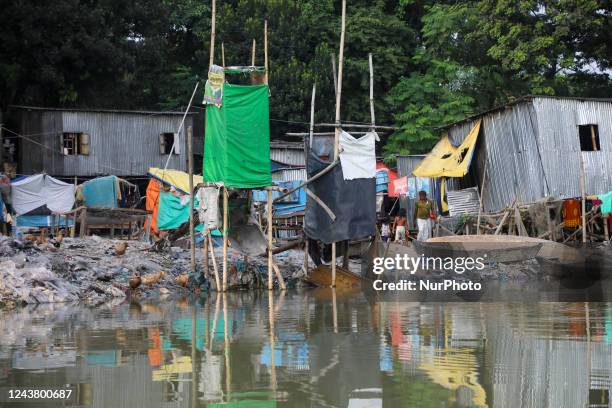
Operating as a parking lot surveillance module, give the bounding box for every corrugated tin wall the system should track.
[270,145,305,166]
[443,97,612,211]
[61,111,190,176]
[17,110,191,176]
[396,155,425,177]
[534,97,612,199]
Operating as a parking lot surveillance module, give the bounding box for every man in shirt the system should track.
[414,190,435,241]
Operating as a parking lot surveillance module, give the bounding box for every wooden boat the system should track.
[306,265,366,288]
[411,235,543,263]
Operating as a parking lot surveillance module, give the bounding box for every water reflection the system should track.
[0,292,611,407]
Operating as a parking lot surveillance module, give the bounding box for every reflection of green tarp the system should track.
[204,84,272,188]
[158,191,202,231]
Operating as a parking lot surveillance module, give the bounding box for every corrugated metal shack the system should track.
[270,141,307,181]
[438,96,612,212]
[5,106,204,177]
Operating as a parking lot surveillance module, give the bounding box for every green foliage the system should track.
[1,0,610,156]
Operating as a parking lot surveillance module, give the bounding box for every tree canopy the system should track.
[1,0,610,160]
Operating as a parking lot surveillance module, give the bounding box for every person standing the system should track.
[393,209,408,243]
[380,218,391,243]
[414,190,435,241]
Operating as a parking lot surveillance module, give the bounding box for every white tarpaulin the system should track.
[196,186,221,230]
[11,174,75,215]
[339,131,377,180]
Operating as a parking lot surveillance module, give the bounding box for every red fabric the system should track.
[145,179,161,234]
[392,176,408,196]
[376,162,399,197]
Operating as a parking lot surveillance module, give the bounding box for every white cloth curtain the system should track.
[339,131,377,180]
[11,174,75,215]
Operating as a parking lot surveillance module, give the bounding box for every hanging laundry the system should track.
[339,131,377,180]
[196,187,221,230]
[598,191,612,214]
[562,199,581,228]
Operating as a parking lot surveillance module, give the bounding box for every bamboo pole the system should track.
[209,293,220,349]
[222,187,228,291]
[331,53,337,98]
[330,0,347,288]
[579,153,587,243]
[271,261,286,290]
[163,82,199,170]
[209,0,216,67]
[268,292,277,394]
[203,231,209,279]
[187,126,196,273]
[368,53,375,129]
[303,239,309,275]
[221,42,225,67]
[209,234,221,291]
[590,125,598,151]
[223,293,231,400]
[476,162,488,235]
[309,84,316,148]
[264,20,269,84]
[251,39,256,66]
[267,189,274,290]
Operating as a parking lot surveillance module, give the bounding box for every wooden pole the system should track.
[590,125,598,151]
[209,0,216,67]
[579,152,587,243]
[251,39,256,66]
[221,42,225,67]
[271,261,287,290]
[476,162,488,235]
[267,189,274,290]
[187,126,196,273]
[303,239,309,275]
[309,84,316,148]
[209,234,221,291]
[330,0,347,288]
[223,293,231,400]
[264,20,269,84]
[203,230,209,279]
[222,187,228,291]
[268,292,277,394]
[368,53,375,129]
[331,53,337,98]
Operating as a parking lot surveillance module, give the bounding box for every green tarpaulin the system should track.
[158,191,202,231]
[204,84,272,188]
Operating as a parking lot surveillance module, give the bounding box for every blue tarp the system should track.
[376,169,388,193]
[252,180,306,215]
[82,176,117,208]
[16,215,74,228]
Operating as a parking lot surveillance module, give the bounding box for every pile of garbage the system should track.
[0,235,307,306]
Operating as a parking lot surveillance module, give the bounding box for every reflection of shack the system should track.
[75,175,146,238]
[487,321,612,408]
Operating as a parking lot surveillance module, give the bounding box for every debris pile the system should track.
[0,234,307,306]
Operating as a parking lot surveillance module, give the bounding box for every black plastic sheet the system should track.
[304,150,376,244]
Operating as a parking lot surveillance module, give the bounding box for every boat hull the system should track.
[412,239,542,263]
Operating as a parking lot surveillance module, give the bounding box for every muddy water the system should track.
[0,292,611,407]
